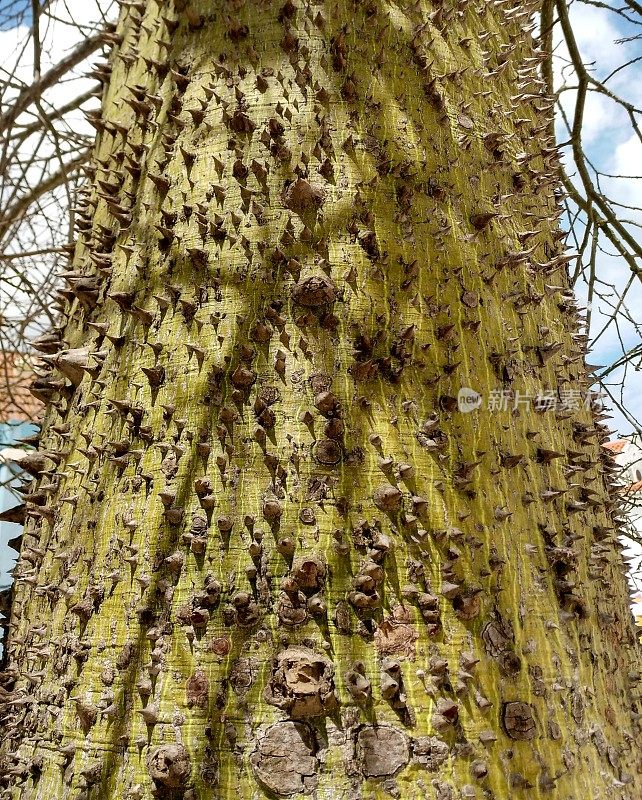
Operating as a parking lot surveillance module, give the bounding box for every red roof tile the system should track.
[603,440,627,454]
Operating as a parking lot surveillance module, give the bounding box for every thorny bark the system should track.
[0,0,641,798]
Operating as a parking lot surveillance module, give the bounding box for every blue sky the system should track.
[0,0,31,31]
[552,4,642,435]
[0,423,38,589]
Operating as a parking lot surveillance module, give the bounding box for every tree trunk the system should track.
[1,0,641,798]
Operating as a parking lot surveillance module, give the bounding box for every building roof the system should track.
[603,440,628,454]
[0,352,43,423]
[601,439,642,494]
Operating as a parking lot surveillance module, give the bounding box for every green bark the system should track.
[1,0,641,798]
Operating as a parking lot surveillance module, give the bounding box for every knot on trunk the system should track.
[356,725,409,777]
[412,736,450,771]
[147,744,191,791]
[283,178,325,213]
[314,438,342,465]
[373,484,403,512]
[502,701,537,740]
[482,617,521,675]
[291,556,326,592]
[291,275,337,307]
[344,661,371,703]
[250,721,318,795]
[264,646,337,718]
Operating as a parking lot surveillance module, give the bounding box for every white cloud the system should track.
[612,135,642,178]
[605,134,642,223]
[567,5,628,73]
[552,5,633,146]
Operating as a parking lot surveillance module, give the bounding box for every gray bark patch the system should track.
[482,617,521,675]
[502,701,537,740]
[250,721,318,795]
[264,646,337,718]
[147,744,191,790]
[291,275,336,307]
[357,725,409,777]
[412,736,450,771]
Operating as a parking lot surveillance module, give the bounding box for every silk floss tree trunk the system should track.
[1,0,641,798]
